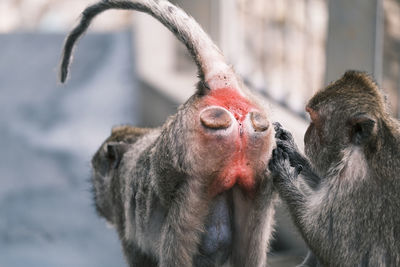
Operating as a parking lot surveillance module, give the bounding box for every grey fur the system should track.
[61,1,278,266]
[91,99,276,267]
[269,71,400,267]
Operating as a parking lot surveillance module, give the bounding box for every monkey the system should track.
[59,1,278,266]
[268,71,400,267]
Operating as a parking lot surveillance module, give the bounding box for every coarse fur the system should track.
[269,71,400,267]
[60,1,278,266]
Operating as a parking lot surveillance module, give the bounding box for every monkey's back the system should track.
[306,129,400,267]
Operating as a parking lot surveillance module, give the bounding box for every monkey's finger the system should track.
[276,141,296,156]
[269,148,283,168]
[271,148,279,161]
[268,149,279,172]
[280,130,294,142]
[269,161,283,183]
[276,147,290,164]
[274,125,294,142]
[276,140,291,149]
[273,122,285,139]
[268,158,275,172]
[273,122,283,132]
[281,150,289,161]
[275,147,283,158]
[277,143,303,168]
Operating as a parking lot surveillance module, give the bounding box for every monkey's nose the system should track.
[200,107,232,129]
[250,112,269,132]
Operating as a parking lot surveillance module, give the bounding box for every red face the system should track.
[194,88,273,197]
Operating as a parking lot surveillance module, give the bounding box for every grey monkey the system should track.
[269,71,400,267]
[59,0,277,266]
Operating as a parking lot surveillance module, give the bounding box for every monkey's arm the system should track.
[269,147,325,266]
[268,134,323,267]
[146,128,212,267]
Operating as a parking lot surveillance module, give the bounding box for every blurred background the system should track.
[0,0,399,266]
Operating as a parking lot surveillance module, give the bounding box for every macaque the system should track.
[59,0,277,266]
[269,71,400,266]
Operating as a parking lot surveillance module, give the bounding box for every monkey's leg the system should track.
[158,177,211,267]
[230,176,277,267]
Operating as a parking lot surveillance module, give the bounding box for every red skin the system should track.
[202,88,263,197]
[204,88,252,121]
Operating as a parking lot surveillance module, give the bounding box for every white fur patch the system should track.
[340,147,369,185]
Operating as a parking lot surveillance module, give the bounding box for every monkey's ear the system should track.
[348,114,376,145]
[106,142,130,169]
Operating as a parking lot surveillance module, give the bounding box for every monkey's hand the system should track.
[273,122,309,169]
[268,146,302,187]
[272,123,321,189]
[274,122,297,149]
[269,147,310,217]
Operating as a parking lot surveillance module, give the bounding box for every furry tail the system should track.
[59,0,237,90]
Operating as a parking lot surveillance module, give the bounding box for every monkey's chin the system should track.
[209,163,255,197]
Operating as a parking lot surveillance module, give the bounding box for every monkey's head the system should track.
[91,127,151,221]
[161,75,275,198]
[304,71,386,174]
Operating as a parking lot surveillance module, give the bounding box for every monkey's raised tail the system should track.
[59,0,239,91]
